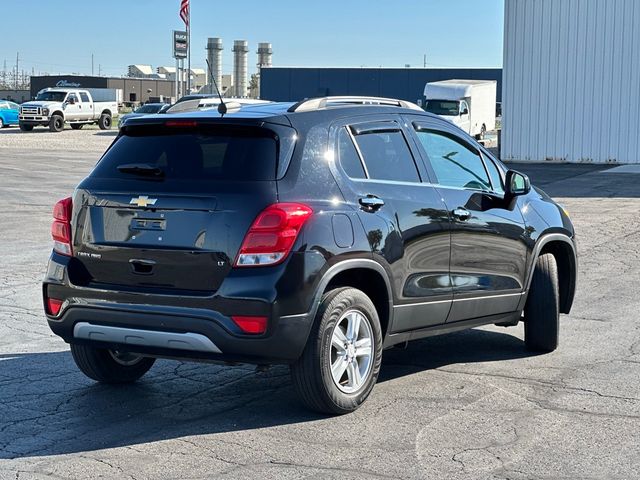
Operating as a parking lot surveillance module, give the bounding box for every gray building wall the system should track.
[260,67,502,103]
[0,90,30,103]
[502,0,640,163]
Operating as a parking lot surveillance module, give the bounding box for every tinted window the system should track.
[92,126,277,181]
[353,130,420,182]
[482,153,504,193]
[0,103,7,110]
[338,127,366,179]
[415,130,491,191]
[80,93,90,103]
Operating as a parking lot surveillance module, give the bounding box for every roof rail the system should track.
[287,96,423,113]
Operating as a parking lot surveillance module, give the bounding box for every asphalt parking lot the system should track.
[1,128,639,479]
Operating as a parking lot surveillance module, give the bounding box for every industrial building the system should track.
[502,0,640,164]
[259,67,502,104]
[29,75,175,104]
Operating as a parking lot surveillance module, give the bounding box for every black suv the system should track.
[43,96,577,414]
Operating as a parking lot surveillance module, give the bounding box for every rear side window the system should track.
[92,126,277,181]
[80,93,90,103]
[352,130,420,182]
[338,127,366,179]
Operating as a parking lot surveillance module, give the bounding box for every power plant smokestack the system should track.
[206,37,223,94]
[232,40,248,98]
[257,42,273,69]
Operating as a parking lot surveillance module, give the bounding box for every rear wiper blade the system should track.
[117,163,164,177]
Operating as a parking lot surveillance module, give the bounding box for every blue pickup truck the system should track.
[0,101,20,128]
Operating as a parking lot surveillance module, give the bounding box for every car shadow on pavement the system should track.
[0,328,534,459]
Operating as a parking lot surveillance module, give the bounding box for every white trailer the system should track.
[423,79,497,139]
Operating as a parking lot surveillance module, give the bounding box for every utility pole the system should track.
[98,64,102,76]
[423,53,427,68]
[91,54,94,76]
[15,52,19,89]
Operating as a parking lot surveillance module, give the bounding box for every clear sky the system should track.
[1,0,504,78]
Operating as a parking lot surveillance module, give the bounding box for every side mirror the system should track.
[460,108,469,115]
[505,170,531,196]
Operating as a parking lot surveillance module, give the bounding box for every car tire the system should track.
[49,115,64,132]
[0,118,4,128]
[70,123,84,130]
[19,123,34,132]
[70,344,155,383]
[291,287,383,414]
[524,253,560,352]
[98,113,112,130]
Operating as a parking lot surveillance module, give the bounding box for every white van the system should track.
[424,80,496,139]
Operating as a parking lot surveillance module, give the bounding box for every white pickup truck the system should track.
[19,88,118,132]
[424,80,497,139]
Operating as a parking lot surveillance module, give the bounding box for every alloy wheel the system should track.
[330,309,374,394]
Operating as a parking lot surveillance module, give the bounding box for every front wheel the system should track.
[291,287,383,414]
[524,253,560,352]
[49,115,64,132]
[19,123,34,131]
[98,113,112,130]
[0,118,4,128]
[70,344,155,383]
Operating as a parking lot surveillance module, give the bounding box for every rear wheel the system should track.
[70,344,155,383]
[49,115,64,132]
[0,118,4,128]
[98,113,112,130]
[291,287,382,414]
[70,123,84,130]
[524,253,560,352]
[19,123,34,131]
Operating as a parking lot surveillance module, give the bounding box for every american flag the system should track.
[179,0,189,26]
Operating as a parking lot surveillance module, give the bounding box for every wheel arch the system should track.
[101,109,112,117]
[521,233,577,314]
[313,259,394,338]
[51,111,65,119]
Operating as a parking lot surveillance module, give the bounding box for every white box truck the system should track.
[423,79,496,139]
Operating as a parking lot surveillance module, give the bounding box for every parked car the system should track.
[43,96,577,414]
[118,103,170,128]
[424,79,497,139]
[0,101,20,128]
[19,88,117,132]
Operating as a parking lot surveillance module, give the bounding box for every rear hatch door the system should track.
[72,120,289,293]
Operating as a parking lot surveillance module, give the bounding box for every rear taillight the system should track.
[45,298,63,316]
[231,315,268,334]
[51,197,73,256]
[235,203,313,267]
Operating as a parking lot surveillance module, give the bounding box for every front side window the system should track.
[352,129,420,183]
[415,129,491,191]
[460,100,469,115]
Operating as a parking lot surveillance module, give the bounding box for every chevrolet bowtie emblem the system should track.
[130,195,157,207]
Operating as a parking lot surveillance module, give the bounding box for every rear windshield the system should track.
[92,125,277,181]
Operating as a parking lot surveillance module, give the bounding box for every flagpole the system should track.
[187,3,191,93]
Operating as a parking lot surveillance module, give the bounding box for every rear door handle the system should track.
[359,195,385,212]
[452,207,471,221]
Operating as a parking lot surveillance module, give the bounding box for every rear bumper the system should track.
[43,250,327,364]
[47,305,312,364]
